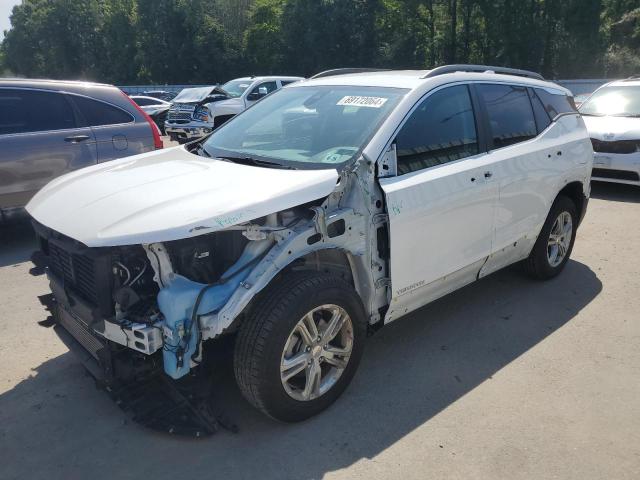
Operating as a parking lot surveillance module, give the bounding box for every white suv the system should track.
[27,65,592,431]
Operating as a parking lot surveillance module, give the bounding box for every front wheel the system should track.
[234,272,366,422]
[524,195,578,280]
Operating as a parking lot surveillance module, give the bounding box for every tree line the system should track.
[1,0,639,84]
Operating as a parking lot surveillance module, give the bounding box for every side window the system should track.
[255,81,278,95]
[534,88,578,120]
[529,89,552,133]
[280,80,297,87]
[395,85,479,175]
[71,95,133,127]
[0,89,75,135]
[477,84,537,149]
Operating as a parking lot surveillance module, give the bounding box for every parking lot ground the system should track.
[0,182,639,480]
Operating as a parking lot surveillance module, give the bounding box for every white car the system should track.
[580,78,640,186]
[165,76,304,143]
[27,65,592,432]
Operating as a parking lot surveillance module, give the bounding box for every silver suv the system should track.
[0,79,163,221]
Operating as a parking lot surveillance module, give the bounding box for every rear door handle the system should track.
[484,171,493,179]
[64,135,91,143]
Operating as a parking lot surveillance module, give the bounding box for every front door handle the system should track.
[64,135,91,143]
[484,171,493,179]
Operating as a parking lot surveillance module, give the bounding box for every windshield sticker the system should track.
[337,96,388,108]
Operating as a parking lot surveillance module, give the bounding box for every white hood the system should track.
[583,115,640,141]
[26,146,339,247]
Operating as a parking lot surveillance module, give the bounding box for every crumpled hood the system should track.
[172,86,221,103]
[583,115,640,141]
[26,147,339,247]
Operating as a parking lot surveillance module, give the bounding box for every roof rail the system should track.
[310,68,390,79]
[625,75,640,80]
[423,64,544,81]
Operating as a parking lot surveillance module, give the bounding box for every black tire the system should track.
[234,272,367,422]
[523,195,578,280]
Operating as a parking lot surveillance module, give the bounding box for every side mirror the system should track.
[248,87,269,101]
[377,142,398,178]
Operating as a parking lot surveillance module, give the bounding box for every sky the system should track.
[0,0,21,41]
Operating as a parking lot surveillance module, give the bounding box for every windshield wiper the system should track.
[192,143,211,157]
[216,155,296,170]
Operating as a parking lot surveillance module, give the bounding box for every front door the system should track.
[379,84,497,319]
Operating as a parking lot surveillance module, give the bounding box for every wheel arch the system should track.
[210,246,366,338]
[557,181,589,226]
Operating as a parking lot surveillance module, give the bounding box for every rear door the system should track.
[0,88,97,209]
[379,84,497,315]
[472,83,577,276]
[69,94,149,162]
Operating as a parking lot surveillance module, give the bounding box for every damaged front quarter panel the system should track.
[140,158,387,380]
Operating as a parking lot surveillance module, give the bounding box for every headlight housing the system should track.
[193,106,210,122]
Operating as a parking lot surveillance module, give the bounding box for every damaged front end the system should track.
[31,189,372,435]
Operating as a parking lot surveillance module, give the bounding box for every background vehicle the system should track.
[165,76,303,143]
[580,77,640,186]
[27,66,591,431]
[130,95,171,134]
[0,79,163,222]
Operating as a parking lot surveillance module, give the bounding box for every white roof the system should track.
[300,69,569,94]
[604,79,640,88]
[233,76,305,82]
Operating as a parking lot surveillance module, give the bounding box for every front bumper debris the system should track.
[165,121,212,141]
[37,290,237,438]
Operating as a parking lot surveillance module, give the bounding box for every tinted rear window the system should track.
[71,95,133,127]
[477,84,537,149]
[0,89,75,135]
[535,88,577,119]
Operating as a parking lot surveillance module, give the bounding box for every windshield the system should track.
[202,85,407,169]
[580,85,640,117]
[172,86,216,103]
[221,79,253,98]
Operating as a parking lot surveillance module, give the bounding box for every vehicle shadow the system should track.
[0,220,36,268]
[590,181,640,203]
[0,260,602,480]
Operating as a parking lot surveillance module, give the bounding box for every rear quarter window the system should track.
[71,95,134,127]
[528,88,552,133]
[534,89,577,119]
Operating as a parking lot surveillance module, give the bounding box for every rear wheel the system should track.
[524,195,577,280]
[234,272,366,422]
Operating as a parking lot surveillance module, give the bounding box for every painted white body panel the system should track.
[26,146,339,247]
[491,116,591,252]
[380,154,496,299]
[584,115,640,186]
